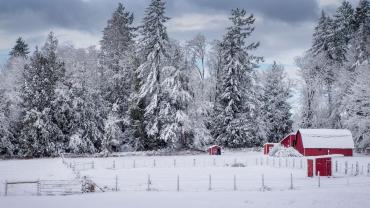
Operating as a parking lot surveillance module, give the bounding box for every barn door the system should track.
[307,159,313,177]
[326,158,332,176]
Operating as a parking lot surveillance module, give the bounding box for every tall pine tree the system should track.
[212,9,262,148]
[134,0,170,150]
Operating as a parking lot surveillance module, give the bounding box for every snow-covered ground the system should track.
[1,150,370,208]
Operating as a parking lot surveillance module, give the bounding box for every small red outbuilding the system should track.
[263,143,275,155]
[208,145,221,155]
[292,129,354,157]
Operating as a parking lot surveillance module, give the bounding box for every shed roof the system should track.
[298,129,354,149]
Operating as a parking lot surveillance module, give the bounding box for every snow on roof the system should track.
[208,145,220,149]
[298,129,354,149]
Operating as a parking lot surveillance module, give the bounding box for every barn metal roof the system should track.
[298,129,354,149]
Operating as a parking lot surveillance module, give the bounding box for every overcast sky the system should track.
[0,0,361,80]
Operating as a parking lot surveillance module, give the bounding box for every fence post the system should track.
[213,158,216,166]
[153,159,156,168]
[285,158,288,168]
[5,180,8,196]
[300,158,303,169]
[37,179,41,196]
[255,158,258,165]
[115,175,118,191]
[261,174,265,192]
[345,161,348,175]
[113,160,116,169]
[133,160,136,168]
[368,163,370,176]
[292,159,295,168]
[177,175,180,192]
[193,159,196,167]
[233,175,237,191]
[92,161,94,169]
[279,158,281,168]
[260,157,263,166]
[208,174,212,191]
[273,158,275,167]
[318,171,320,188]
[355,162,359,176]
[335,161,338,172]
[266,157,269,166]
[147,175,151,191]
[351,164,354,175]
[174,159,176,168]
[290,173,293,190]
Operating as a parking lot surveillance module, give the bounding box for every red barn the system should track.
[294,129,354,156]
[280,133,296,147]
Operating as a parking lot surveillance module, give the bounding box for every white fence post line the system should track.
[147,175,151,191]
[261,174,265,192]
[233,175,237,191]
[318,171,320,188]
[208,174,212,191]
[177,175,180,192]
[351,164,354,175]
[115,175,118,192]
[345,161,348,175]
[279,158,281,168]
[5,180,8,196]
[290,173,293,190]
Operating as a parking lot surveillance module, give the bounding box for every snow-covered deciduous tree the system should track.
[260,62,293,143]
[212,9,262,148]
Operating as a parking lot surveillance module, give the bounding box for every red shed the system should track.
[208,145,221,155]
[295,129,354,157]
[263,143,275,155]
[280,133,296,147]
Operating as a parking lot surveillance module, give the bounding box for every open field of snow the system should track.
[1,150,370,208]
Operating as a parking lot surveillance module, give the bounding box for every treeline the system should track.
[297,0,370,151]
[0,0,293,158]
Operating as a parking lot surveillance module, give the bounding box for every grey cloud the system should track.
[170,0,320,24]
[0,0,320,35]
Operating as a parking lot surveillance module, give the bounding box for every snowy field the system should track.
[1,151,370,208]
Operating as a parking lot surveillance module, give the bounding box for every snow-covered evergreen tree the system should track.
[56,46,106,154]
[0,89,14,157]
[100,3,136,115]
[159,46,193,149]
[212,9,262,148]
[9,37,30,58]
[134,0,170,150]
[260,62,292,143]
[19,32,65,157]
